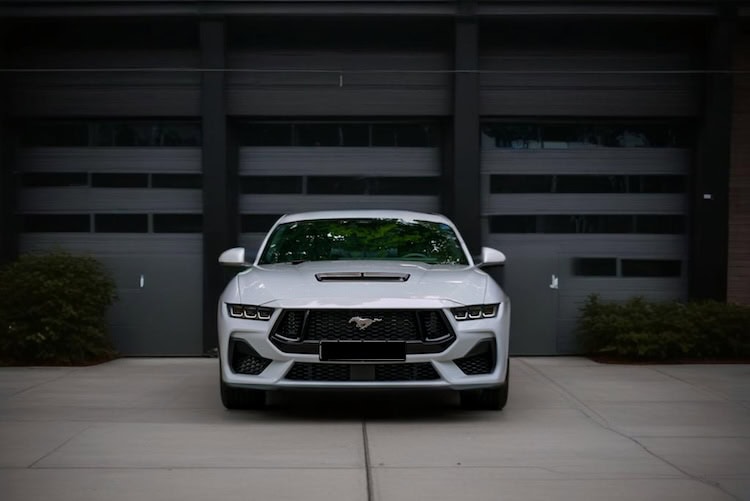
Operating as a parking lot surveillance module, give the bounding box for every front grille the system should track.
[230,340,272,375]
[305,310,420,341]
[272,309,454,345]
[454,341,496,375]
[285,362,440,382]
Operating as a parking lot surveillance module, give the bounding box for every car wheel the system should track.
[460,361,509,411]
[220,379,266,410]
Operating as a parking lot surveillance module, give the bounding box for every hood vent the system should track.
[315,272,410,282]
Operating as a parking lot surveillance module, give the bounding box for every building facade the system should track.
[0,0,747,356]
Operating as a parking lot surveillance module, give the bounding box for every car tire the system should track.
[460,360,509,411]
[220,379,266,410]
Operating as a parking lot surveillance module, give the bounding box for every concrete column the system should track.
[201,19,238,352]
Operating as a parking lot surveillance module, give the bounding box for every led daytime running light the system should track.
[451,304,499,321]
[227,303,274,321]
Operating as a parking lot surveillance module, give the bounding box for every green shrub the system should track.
[578,294,750,361]
[0,252,118,364]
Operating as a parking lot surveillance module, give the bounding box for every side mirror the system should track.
[219,247,250,267]
[477,247,506,268]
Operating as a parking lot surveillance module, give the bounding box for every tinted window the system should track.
[490,175,685,194]
[151,174,202,189]
[239,124,293,146]
[95,214,148,233]
[572,258,617,276]
[241,214,283,233]
[91,173,148,188]
[21,172,88,187]
[372,124,437,147]
[20,122,89,147]
[240,176,303,194]
[153,214,202,233]
[621,259,682,277]
[21,214,90,232]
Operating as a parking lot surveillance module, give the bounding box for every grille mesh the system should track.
[285,362,439,382]
[230,340,272,375]
[305,310,420,341]
[455,352,494,375]
[273,309,454,343]
[235,356,272,375]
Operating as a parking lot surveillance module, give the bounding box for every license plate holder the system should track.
[319,341,406,361]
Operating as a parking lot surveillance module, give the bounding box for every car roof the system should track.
[275,210,455,226]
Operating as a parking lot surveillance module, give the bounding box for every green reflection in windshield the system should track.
[258,218,468,265]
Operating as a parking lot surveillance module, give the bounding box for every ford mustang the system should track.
[217,210,510,410]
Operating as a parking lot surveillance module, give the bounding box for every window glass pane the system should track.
[91,173,148,188]
[20,122,89,147]
[371,124,436,147]
[95,214,148,233]
[308,176,368,194]
[572,258,617,276]
[240,176,303,194]
[21,172,88,187]
[488,216,537,233]
[635,215,685,234]
[296,124,342,146]
[158,123,201,146]
[371,177,440,195]
[481,124,540,149]
[21,214,90,232]
[490,175,552,193]
[241,214,282,233]
[238,124,293,146]
[621,259,682,277]
[151,174,202,189]
[153,214,202,233]
[340,124,369,146]
[635,175,686,193]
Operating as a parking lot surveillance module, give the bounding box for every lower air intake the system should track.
[285,362,439,382]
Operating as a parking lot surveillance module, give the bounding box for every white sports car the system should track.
[217,210,511,410]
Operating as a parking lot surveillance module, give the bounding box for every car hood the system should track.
[235,260,489,309]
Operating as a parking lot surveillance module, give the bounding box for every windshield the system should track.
[258,218,469,265]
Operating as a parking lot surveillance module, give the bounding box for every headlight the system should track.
[451,304,499,321]
[226,303,274,321]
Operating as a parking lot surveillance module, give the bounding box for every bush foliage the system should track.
[579,295,750,361]
[0,252,118,364]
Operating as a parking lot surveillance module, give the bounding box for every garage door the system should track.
[481,121,690,355]
[237,121,443,253]
[16,119,204,355]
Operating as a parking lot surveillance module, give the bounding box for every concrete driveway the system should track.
[1,357,748,501]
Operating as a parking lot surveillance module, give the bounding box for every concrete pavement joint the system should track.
[517,359,743,501]
[27,424,92,469]
[6,368,82,398]
[362,420,374,501]
[651,367,741,405]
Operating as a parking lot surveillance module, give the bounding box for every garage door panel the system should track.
[240,194,439,213]
[19,188,201,213]
[481,89,698,116]
[240,147,439,176]
[481,149,690,175]
[485,194,686,215]
[16,148,202,173]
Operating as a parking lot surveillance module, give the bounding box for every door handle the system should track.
[549,274,559,290]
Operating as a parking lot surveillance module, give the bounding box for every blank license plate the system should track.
[319,341,406,361]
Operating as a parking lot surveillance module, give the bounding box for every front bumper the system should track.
[218,304,510,391]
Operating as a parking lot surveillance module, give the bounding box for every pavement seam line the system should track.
[362,420,374,501]
[518,359,743,501]
[8,367,84,398]
[651,367,740,405]
[27,424,92,469]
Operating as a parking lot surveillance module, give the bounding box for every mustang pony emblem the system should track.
[348,316,383,331]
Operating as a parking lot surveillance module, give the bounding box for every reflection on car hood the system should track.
[236,260,489,309]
